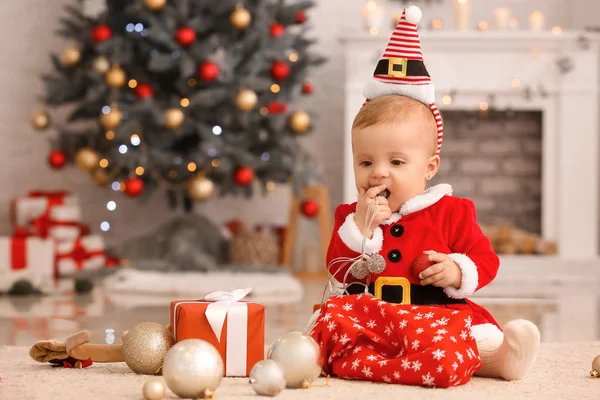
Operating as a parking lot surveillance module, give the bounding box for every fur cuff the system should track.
[444,253,479,299]
[362,79,436,105]
[338,213,383,254]
[471,323,504,342]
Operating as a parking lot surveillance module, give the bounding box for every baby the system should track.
[310,6,540,384]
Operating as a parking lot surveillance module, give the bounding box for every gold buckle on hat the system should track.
[374,277,411,305]
[388,57,408,78]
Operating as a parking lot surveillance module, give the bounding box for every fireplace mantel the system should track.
[340,30,600,261]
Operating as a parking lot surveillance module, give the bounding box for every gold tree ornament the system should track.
[75,147,101,172]
[61,44,81,67]
[100,106,123,129]
[230,5,252,29]
[187,174,215,201]
[290,111,310,134]
[93,56,110,74]
[144,0,166,11]
[165,108,185,129]
[92,168,110,186]
[235,89,258,111]
[31,109,51,131]
[106,66,127,88]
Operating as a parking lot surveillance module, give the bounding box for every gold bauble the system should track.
[122,322,175,375]
[165,108,185,129]
[93,56,110,74]
[100,107,122,129]
[106,66,126,88]
[144,0,166,11]
[31,109,51,131]
[267,331,322,388]
[188,175,215,201]
[591,369,600,379]
[235,89,258,111]
[92,168,110,186]
[143,378,166,400]
[290,111,311,134]
[591,355,600,378]
[230,7,252,29]
[61,45,81,67]
[162,339,223,398]
[75,147,101,172]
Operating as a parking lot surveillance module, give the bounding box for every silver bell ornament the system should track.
[267,331,322,389]
[350,259,369,280]
[366,254,386,274]
[249,359,287,396]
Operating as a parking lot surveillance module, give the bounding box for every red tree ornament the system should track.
[124,177,144,197]
[267,102,288,114]
[270,24,285,37]
[91,25,112,44]
[234,166,254,186]
[301,199,319,218]
[410,254,436,282]
[48,150,67,169]
[226,219,245,235]
[303,82,313,94]
[271,61,290,81]
[296,11,307,24]
[176,27,196,47]
[198,61,219,82]
[135,83,153,98]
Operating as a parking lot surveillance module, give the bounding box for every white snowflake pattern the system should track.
[411,306,419,310]
[352,323,364,330]
[379,308,386,318]
[341,361,348,369]
[466,348,476,360]
[372,336,380,343]
[416,327,424,334]
[339,333,351,345]
[378,360,388,367]
[382,375,391,383]
[432,335,444,343]
[413,314,423,320]
[424,312,435,319]
[352,359,361,370]
[422,372,435,386]
[450,336,457,343]
[393,371,401,379]
[370,296,379,301]
[381,352,388,357]
[337,314,346,318]
[367,354,378,361]
[395,348,405,357]
[356,294,363,301]
[403,337,409,348]
[366,320,377,329]
[451,310,460,315]
[411,340,420,350]
[367,344,376,350]
[342,303,353,312]
[432,349,446,360]
[352,346,363,354]
[397,309,410,315]
[363,305,369,313]
[430,322,438,328]
[377,301,387,307]
[436,328,448,335]
[392,341,399,347]
[452,362,459,371]
[455,351,464,364]
[332,332,339,342]
[436,317,449,326]
[384,326,393,336]
[464,316,472,328]
[322,313,332,322]
[412,360,422,371]
[388,321,395,330]
[401,359,412,370]
[436,365,444,374]
[362,366,373,378]
[399,319,408,329]
[460,330,468,341]
[327,321,337,332]
[349,316,360,323]
[327,303,338,308]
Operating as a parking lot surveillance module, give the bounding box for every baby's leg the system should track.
[474,320,540,380]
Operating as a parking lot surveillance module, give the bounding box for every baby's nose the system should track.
[371,164,389,178]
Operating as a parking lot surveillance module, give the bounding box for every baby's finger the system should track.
[427,252,448,263]
[376,196,389,206]
[366,185,387,199]
[358,187,366,197]
[418,262,445,279]
[421,271,445,286]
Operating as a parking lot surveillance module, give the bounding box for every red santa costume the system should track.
[309,6,504,388]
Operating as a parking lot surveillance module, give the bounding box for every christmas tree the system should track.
[33,0,325,209]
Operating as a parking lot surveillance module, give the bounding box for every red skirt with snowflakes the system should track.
[310,294,482,388]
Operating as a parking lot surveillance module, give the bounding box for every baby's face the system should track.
[352,118,438,213]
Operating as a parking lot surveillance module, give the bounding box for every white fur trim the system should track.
[338,213,384,254]
[444,253,479,299]
[363,79,435,106]
[471,323,504,342]
[399,184,453,216]
[404,6,422,24]
[383,213,402,225]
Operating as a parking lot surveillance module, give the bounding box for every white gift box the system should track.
[0,236,55,292]
[55,235,105,276]
[11,193,79,228]
[48,205,83,241]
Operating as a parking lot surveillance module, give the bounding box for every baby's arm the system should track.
[442,198,500,299]
[327,203,384,283]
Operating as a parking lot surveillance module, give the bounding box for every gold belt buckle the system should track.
[374,277,411,305]
[388,57,408,78]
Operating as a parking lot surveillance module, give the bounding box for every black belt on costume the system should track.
[373,58,430,78]
[346,282,467,305]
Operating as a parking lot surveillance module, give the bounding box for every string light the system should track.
[99,158,109,168]
[136,166,144,175]
[432,19,443,29]
[188,78,196,87]
[511,78,521,89]
[212,126,222,135]
[180,98,190,107]
[552,26,562,35]
[211,159,220,168]
[289,53,298,62]
[130,134,141,146]
[187,162,197,172]
[266,181,276,191]
[442,95,452,105]
[107,201,116,211]
[119,145,128,154]
[369,27,379,35]
[478,21,489,31]
[102,106,111,114]
[100,221,110,232]
[169,170,177,178]
[111,182,120,191]
[271,84,280,93]
[128,79,138,88]
[479,101,489,111]
[119,182,126,191]
[260,107,269,115]
[106,131,115,140]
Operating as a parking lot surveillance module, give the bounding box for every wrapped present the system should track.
[44,205,83,240]
[170,288,265,377]
[11,190,79,229]
[55,235,105,277]
[0,236,55,292]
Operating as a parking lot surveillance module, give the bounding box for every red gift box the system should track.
[170,288,265,377]
[10,190,79,237]
[0,235,55,292]
[55,235,105,277]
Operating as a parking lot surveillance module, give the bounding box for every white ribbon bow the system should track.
[204,287,252,341]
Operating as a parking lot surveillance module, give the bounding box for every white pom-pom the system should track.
[404,6,422,25]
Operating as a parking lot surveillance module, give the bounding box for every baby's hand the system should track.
[418,250,462,289]
[354,185,392,239]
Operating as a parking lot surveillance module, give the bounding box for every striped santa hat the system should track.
[362,6,444,155]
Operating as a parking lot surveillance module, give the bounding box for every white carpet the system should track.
[1,342,600,399]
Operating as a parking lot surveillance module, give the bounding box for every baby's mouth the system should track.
[372,187,390,198]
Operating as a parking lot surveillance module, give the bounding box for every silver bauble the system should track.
[350,260,369,280]
[249,359,286,397]
[366,254,387,274]
[162,339,223,398]
[267,332,322,389]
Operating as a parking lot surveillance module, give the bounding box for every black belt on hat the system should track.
[346,281,467,305]
[373,58,430,78]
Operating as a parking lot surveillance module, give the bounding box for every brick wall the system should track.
[430,111,543,234]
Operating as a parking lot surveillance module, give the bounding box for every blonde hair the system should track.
[352,95,439,154]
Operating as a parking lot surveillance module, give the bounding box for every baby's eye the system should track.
[359,161,372,167]
[391,159,404,166]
